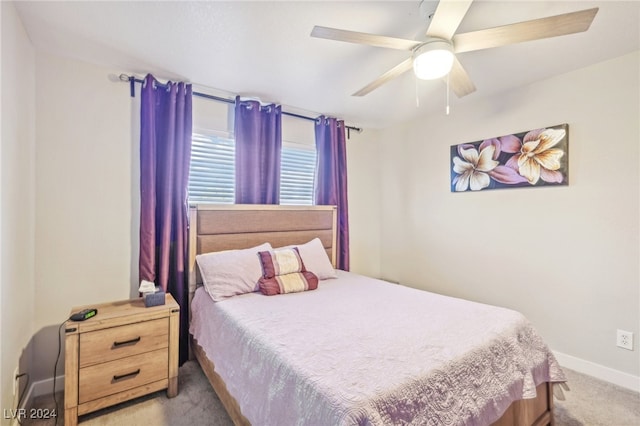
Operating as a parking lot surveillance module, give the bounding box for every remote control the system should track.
[69,308,98,321]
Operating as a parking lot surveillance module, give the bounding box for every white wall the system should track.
[1,1,36,420]
[379,52,640,388]
[32,52,134,382]
[346,129,381,278]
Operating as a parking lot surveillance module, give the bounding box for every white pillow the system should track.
[281,238,337,280]
[196,243,272,302]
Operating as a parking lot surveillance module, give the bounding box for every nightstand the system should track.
[64,294,179,426]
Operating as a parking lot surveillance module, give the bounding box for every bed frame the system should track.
[187,204,555,426]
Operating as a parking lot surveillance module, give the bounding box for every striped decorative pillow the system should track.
[258,247,305,278]
[258,271,319,296]
[258,247,318,295]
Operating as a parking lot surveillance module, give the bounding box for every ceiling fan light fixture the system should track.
[412,39,455,80]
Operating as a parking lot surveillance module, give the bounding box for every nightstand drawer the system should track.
[79,318,168,367]
[78,348,168,404]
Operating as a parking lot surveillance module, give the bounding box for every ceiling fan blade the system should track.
[426,0,474,39]
[448,57,476,98]
[352,58,414,96]
[311,26,420,51]
[453,7,599,54]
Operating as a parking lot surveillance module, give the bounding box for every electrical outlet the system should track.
[616,329,634,350]
[12,366,19,396]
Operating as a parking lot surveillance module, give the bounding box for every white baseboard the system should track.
[553,350,640,393]
[31,373,64,397]
[12,374,64,425]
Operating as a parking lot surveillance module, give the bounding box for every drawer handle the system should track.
[112,336,141,348]
[113,369,141,382]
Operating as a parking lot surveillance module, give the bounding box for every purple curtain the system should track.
[234,96,282,204]
[314,116,350,270]
[139,74,192,365]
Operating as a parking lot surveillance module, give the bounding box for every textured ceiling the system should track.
[14,1,640,129]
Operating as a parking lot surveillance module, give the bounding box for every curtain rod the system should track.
[119,74,363,137]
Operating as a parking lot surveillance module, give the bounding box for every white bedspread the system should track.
[190,271,565,426]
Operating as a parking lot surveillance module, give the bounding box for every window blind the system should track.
[188,133,235,204]
[188,134,316,205]
[280,144,316,205]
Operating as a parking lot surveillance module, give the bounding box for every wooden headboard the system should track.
[187,204,337,296]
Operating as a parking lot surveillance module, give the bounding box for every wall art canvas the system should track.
[450,123,568,192]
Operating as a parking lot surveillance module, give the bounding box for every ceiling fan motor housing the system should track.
[412,38,455,80]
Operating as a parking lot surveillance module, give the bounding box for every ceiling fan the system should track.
[310,1,598,98]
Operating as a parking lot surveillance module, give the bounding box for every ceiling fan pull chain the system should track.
[415,76,420,108]
[446,74,450,115]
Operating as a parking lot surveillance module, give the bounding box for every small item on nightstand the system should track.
[140,279,165,307]
[144,290,166,307]
[69,308,98,321]
[138,280,156,294]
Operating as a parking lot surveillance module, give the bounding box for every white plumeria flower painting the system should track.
[451,123,569,192]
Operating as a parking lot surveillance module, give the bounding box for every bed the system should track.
[187,204,564,426]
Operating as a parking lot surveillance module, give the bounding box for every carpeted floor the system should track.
[554,368,640,425]
[24,361,640,425]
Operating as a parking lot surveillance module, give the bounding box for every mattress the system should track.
[189,270,565,425]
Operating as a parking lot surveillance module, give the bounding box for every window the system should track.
[188,133,316,205]
[280,143,316,205]
[188,133,235,204]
